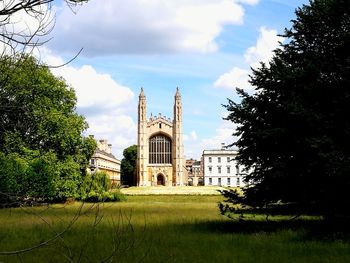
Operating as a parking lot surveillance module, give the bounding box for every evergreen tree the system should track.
[222,0,350,217]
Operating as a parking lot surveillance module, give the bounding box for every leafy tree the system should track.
[121,145,137,186]
[222,0,350,218]
[0,55,89,156]
[0,55,96,203]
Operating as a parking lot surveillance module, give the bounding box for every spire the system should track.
[139,87,145,98]
[138,87,146,122]
[175,87,181,98]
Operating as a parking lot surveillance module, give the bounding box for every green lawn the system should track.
[120,186,226,195]
[0,196,349,262]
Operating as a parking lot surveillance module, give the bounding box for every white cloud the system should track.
[214,26,283,91]
[184,121,237,159]
[173,1,244,52]
[245,27,283,69]
[200,121,237,151]
[53,65,133,109]
[49,0,258,55]
[86,114,137,158]
[38,48,136,158]
[184,130,198,142]
[190,130,198,141]
[214,67,251,90]
[237,0,260,5]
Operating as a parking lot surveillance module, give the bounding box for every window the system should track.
[218,166,221,174]
[227,157,230,162]
[208,167,212,173]
[237,177,240,186]
[90,159,95,165]
[209,157,212,163]
[227,178,231,185]
[149,135,172,164]
[159,123,162,129]
[218,157,221,163]
[218,178,221,186]
[236,165,240,175]
[227,166,230,174]
[209,178,212,185]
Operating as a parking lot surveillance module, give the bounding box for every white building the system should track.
[202,147,246,187]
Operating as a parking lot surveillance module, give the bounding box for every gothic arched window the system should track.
[149,135,172,164]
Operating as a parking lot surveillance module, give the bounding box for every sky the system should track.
[8,0,309,159]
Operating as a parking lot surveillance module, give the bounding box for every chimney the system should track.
[107,144,112,154]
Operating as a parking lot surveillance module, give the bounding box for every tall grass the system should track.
[0,196,349,262]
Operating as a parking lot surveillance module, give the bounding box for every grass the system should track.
[119,186,227,195]
[0,195,349,262]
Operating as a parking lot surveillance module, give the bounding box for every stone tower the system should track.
[136,88,185,186]
[173,87,184,186]
[136,87,148,186]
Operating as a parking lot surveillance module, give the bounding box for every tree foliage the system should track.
[79,171,126,202]
[121,145,137,186]
[0,55,96,204]
[222,0,350,218]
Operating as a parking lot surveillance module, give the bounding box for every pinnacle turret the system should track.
[139,87,145,98]
[175,87,181,98]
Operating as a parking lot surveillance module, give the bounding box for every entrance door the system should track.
[157,174,165,186]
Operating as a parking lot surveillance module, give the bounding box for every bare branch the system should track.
[0,0,87,56]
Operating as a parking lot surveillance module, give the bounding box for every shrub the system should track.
[0,150,84,205]
[79,171,126,202]
[54,157,82,200]
[0,152,27,205]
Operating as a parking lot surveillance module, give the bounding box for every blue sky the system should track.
[37,0,309,159]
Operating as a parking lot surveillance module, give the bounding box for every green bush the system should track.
[0,152,27,205]
[54,157,82,200]
[25,153,58,200]
[79,171,126,202]
[0,150,84,205]
[81,190,126,202]
[0,151,125,205]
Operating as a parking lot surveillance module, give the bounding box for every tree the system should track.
[121,145,137,186]
[0,55,96,203]
[222,0,350,218]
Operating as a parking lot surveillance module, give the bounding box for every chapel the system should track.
[136,87,185,186]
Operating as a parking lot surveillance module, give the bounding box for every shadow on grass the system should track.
[189,218,350,241]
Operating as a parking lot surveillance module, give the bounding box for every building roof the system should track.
[193,161,201,166]
[202,149,238,155]
[94,149,119,161]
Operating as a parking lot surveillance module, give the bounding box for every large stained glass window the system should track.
[149,135,172,164]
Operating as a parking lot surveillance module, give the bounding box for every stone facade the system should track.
[185,159,203,186]
[136,88,185,186]
[88,137,121,185]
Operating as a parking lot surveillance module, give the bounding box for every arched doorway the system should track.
[157,174,165,186]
